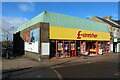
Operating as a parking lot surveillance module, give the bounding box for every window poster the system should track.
[71,43,75,50]
[58,43,63,51]
[25,28,39,53]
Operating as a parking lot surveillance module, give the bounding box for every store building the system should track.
[14,11,110,60]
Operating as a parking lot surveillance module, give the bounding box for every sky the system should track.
[2,2,118,20]
[1,2,119,41]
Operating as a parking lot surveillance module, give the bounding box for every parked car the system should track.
[2,47,6,57]
[2,45,13,59]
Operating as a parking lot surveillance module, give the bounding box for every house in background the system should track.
[91,16,120,53]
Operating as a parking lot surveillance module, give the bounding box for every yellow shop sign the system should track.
[50,26,110,41]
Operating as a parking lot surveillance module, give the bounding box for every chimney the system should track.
[103,16,112,20]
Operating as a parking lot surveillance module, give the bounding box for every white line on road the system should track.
[50,67,63,80]
[114,72,120,76]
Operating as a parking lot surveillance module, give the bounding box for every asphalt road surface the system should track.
[2,54,119,80]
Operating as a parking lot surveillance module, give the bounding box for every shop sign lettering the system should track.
[77,31,97,39]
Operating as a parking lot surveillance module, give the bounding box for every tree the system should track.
[2,41,12,47]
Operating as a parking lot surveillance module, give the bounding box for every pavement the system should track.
[2,53,119,73]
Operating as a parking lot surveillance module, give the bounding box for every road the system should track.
[2,53,119,80]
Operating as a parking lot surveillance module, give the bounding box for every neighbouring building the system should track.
[91,16,120,53]
[14,11,110,60]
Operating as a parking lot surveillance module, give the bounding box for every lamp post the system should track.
[12,27,14,34]
[12,27,14,41]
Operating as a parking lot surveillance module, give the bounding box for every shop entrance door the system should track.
[76,41,80,56]
[113,42,117,53]
[64,41,69,57]
[50,40,56,59]
[70,41,76,57]
[81,41,86,55]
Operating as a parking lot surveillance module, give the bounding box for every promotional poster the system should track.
[25,28,39,53]
[58,43,63,51]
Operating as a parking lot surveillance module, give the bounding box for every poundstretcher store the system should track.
[16,11,110,60]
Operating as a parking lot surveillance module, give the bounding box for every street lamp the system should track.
[12,27,14,34]
[12,27,14,41]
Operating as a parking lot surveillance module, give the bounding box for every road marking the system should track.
[114,72,120,76]
[50,67,63,80]
[37,75,41,78]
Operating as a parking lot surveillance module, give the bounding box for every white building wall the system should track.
[117,43,120,53]
[110,44,113,52]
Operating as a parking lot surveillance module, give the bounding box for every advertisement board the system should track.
[25,28,39,53]
[98,49,103,55]
[41,43,50,55]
